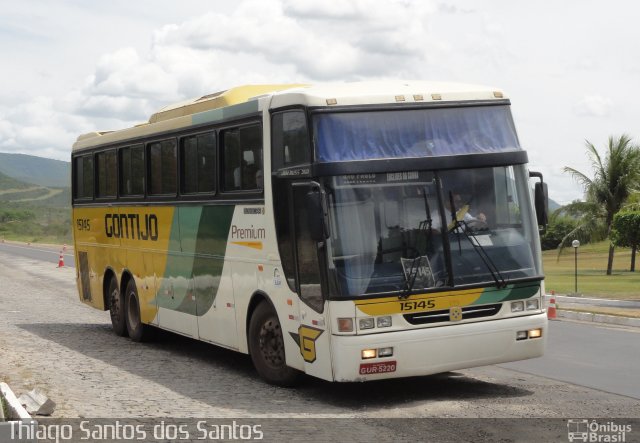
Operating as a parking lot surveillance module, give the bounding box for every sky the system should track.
[1,0,639,204]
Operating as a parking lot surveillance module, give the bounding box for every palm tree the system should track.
[553,200,607,257]
[563,134,640,275]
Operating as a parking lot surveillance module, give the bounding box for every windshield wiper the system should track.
[448,191,507,288]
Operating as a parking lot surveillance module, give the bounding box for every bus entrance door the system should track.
[291,183,333,381]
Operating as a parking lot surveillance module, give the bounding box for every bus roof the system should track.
[72,81,507,152]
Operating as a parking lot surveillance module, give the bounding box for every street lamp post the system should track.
[572,239,580,294]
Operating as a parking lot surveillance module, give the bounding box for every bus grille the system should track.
[403,303,502,325]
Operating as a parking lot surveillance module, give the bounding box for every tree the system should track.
[611,211,640,271]
[540,213,578,250]
[563,134,640,275]
[552,201,608,262]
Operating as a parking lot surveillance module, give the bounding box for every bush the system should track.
[540,216,578,250]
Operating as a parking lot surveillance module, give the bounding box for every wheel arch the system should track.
[245,290,276,348]
[102,267,118,311]
[119,270,134,295]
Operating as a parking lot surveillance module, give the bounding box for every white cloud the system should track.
[2,0,640,204]
[0,96,90,160]
[3,0,483,164]
[574,95,614,118]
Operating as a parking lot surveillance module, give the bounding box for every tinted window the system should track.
[293,185,324,312]
[222,124,262,191]
[120,144,144,196]
[272,110,310,170]
[313,106,520,162]
[181,132,215,194]
[74,155,94,199]
[96,150,117,198]
[149,139,177,195]
[273,179,295,291]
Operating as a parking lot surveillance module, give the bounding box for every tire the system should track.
[108,276,127,337]
[248,301,300,386]
[125,278,153,342]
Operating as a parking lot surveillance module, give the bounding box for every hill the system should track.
[0,152,70,188]
[0,170,32,190]
[0,169,71,244]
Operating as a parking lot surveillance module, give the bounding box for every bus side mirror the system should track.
[306,188,329,242]
[530,171,548,231]
[534,182,548,227]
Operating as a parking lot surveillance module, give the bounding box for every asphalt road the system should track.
[502,320,640,400]
[1,243,639,442]
[2,241,640,401]
[0,240,75,267]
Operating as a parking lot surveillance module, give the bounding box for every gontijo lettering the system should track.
[105,213,159,240]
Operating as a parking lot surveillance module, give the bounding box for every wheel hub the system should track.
[259,319,284,367]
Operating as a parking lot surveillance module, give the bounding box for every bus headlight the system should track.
[378,347,394,357]
[528,328,542,339]
[516,328,543,340]
[377,316,392,328]
[511,301,524,312]
[526,299,539,311]
[361,349,376,359]
[359,318,375,330]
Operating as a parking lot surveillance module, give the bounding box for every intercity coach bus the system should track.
[72,82,549,385]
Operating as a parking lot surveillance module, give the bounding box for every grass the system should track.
[0,202,71,245]
[543,240,640,300]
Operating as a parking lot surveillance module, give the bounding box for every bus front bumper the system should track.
[330,312,547,382]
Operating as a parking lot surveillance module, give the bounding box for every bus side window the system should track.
[148,139,177,196]
[120,144,144,196]
[271,110,310,170]
[96,149,117,198]
[73,154,94,200]
[181,132,215,194]
[222,124,262,192]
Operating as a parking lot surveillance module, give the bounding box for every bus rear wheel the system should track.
[108,276,127,337]
[125,279,152,342]
[248,301,299,387]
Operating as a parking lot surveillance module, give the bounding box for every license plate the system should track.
[359,360,397,375]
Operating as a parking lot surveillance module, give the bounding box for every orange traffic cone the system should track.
[547,297,557,320]
[57,251,64,268]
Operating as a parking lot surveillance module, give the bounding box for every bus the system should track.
[72,81,549,385]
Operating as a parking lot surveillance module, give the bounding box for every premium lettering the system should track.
[231,224,265,240]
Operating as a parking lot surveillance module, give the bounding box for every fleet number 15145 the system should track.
[399,299,436,311]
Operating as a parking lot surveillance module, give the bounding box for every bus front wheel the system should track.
[248,301,299,386]
[108,276,127,337]
[125,279,152,342]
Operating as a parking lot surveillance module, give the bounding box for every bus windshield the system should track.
[324,165,542,297]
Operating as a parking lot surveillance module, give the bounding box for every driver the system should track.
[430,192,486,232]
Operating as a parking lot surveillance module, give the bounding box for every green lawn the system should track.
[543,241,640,300]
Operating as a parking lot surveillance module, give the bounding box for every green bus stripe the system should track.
[473,283,540,305]
[156,205,235,316]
